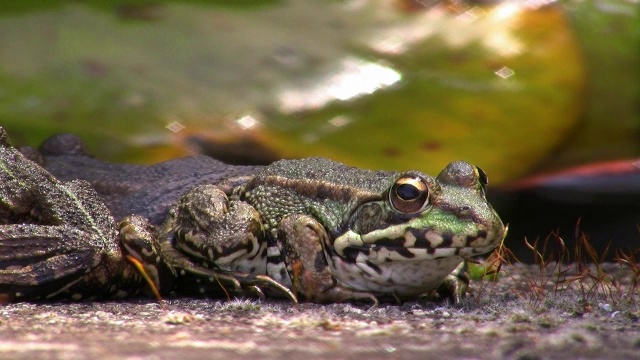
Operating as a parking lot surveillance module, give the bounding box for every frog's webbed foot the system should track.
[436,262,470,304]
[306,282,379,308]
[160,239,297,302]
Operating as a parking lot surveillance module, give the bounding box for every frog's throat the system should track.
[333,216,503,264]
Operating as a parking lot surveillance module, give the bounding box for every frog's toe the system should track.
[307,285,379,307]
[172,267,297,303]
[176,267,243,297]
[119,215,177,296]
[241,285,266,300]
[232,273,298,304]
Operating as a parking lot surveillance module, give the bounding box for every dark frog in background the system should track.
[0,127,505,305]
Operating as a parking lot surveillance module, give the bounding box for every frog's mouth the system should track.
[339,241,499,263]
[333,222,505,264]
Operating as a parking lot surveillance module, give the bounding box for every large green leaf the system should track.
[0,1,584,183]
[542,0,640,169]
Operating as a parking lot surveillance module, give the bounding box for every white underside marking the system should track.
[178,234,267,275]
[327,224,501,295]
[267,262,292,288]
[265,245,292,288]
[425,231,444,248]
[267,246,281,257]
[225,241,268,275]
[403,231,416,247]
[331,254,464,295]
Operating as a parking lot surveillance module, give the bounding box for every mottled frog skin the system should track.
[0,128,505,304]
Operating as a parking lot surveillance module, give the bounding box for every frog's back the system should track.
[36,134,262,225]
[238,158,401,233]
[255,157,398,194]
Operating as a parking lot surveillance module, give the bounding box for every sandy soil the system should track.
[1,264,639,360]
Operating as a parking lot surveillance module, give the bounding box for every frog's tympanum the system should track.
[0,127,505,305]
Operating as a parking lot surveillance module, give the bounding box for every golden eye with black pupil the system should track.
[389,175,430,214]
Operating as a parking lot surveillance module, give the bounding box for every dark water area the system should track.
[490,190,640,263]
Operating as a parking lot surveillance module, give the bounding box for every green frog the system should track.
[0,127,505,304]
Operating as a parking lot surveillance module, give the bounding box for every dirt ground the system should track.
[1,264,639,360]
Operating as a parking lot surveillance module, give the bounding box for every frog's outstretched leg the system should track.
[159,184,297,302]
[0,224,106,301]
[0,129,115,300]
[278,214,378,306]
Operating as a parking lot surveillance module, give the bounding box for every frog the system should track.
[0,127,291,302]
[1,127,506,304]
[0,128,167,301]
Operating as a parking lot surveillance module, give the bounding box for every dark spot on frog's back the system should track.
[315,182,335,200]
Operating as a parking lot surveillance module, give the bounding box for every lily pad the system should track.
[0,1,584,183]
[542,0,640,169]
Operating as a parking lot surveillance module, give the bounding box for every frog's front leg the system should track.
[278,214,378,305]
[159,185,296,301]
[437,262,470,304]
[118,214,177,298]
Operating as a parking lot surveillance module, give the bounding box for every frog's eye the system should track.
[389,175,430,214]
[476,166,489,187]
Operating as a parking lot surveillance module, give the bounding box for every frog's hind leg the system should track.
[0,127,137,301]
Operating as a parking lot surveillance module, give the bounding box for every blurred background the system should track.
[0,0,638,261]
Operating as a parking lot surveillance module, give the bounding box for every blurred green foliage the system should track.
[0,0,635,184]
